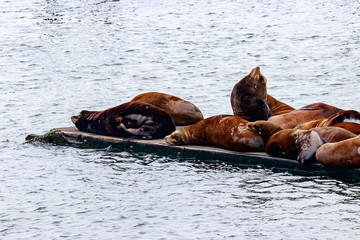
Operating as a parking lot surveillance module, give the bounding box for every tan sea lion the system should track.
[268,103,344,129]
[310,127,356,143]
[296,110,360,134]
[130,92,204,125]
[248,120,324,164]
[165,115,265,152]
[316,137,360,168]
[71,102,175,139]
[330,122,360,135]
[266,94,295,115]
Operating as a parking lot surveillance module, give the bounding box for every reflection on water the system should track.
[1,0,360,239]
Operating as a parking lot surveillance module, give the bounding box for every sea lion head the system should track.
[247,120,283,142]
[71,114,80,124]
[71,110,90,124]
[234,67,267,100]
[231,67,271,121]
[71,110,96,132]
[243,67,267,98]
[165,129,188,145]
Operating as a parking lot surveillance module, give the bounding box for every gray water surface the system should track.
[1,0,360,239]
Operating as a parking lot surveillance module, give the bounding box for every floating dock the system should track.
[28,127,360,182]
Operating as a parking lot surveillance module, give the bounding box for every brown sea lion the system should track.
[266,94,295,115]
[165,115,265,152]
[130,92,204,126]
[330,122,360,135]
[316,137,360,168]
[231,67,272,121]
[268,103,344,129]
[310,127,356,143]
[231,67,295,121]
[71,102,175,139]
[296,110,360,134]
[248,120,324,164]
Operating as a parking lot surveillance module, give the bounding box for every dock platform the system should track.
[28,127,360,182]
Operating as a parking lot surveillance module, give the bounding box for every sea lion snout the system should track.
[165,131,180,145]
[250,66,261,78]
[249,67,267,84]
[71,115,80,124]
[165,130,186,145]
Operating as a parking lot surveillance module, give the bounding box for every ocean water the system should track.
[1,0,360,239]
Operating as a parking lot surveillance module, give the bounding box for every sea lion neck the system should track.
[254,121,283,143]
[262,126,282,143]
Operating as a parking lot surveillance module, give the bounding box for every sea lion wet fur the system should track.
[296,110,360,134]
[268,103,344,129]
[231,67,272,122]
[248,120,324,164]
[71,102,175,139]
[316,137,360,168]
[130,92,204,125]
[165,115,265,152]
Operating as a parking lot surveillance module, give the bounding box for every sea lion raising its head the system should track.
[248,120,324,164]
[130,92,204,126]
[165,115,265,152]
[71,102,175,139]
[231,67,295,121]
[231,67,271,122]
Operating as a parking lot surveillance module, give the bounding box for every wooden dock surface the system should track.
[35,127,360,181]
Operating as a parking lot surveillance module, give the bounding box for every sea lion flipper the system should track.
[255,98,273,120]
[295,131,324,164]
[72,102,175,139]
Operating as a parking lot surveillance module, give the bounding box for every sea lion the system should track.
[316,137,360,168]
[330,122,360,135]
[296,110,360,134]
[231,67,295,121]
[266,94,295,115]
[165,115,265,152]
[130,92,204,125]
[268,103,344,129]
[248,120,324,164]
[310,127,356,143]
[231,67,272,121]
[71,102,175,139]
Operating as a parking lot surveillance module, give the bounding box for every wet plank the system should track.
[32,127,360,182]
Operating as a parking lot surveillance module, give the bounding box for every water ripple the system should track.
[1,0,360,239]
